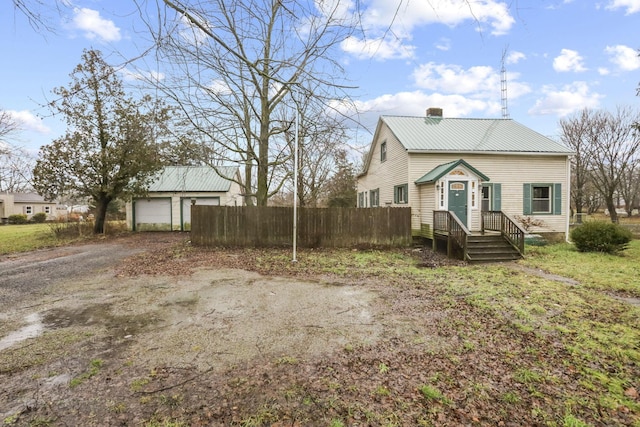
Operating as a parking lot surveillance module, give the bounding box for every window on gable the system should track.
[380,141,387,163]
[370,189,380,207]
[394,184,408,204]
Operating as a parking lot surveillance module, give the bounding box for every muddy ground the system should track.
[0,233,630,426]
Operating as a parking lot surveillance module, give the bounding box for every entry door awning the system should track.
[414,159,490,185]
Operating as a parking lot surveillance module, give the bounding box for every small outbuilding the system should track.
[126,165,243,231]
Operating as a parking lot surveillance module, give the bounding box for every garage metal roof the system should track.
[147,166,238,192]
[381,116,573,153]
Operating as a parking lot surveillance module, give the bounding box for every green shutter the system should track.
[493,183,502,211]
[403,184,409,203]
[523,184,532,215]
[393,186,398,204]
[554,183,562,215]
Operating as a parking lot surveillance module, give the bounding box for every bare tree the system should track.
[0,146,34,193]
[586,107,640,223]
[136,0,357,206]
[8,0,70,32]
[560,107,640,223]
[619,162,640,217]
[277,85,349,207]
[560,109,592,222]
[0,110,20,152]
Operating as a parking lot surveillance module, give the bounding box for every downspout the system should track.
[565,155,571,243]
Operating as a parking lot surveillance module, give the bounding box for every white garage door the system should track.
[135,198,172,231]
[181,197,220,230]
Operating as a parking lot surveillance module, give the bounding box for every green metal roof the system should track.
[381,116,573,153]
[147,166,237,192]
[415,159,490,185]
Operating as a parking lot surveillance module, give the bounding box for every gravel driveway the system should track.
[0,241,145,306]
[0,233,383,424]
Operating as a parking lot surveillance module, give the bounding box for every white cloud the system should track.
[528,81,603,117]
[331,90,501,131]
[71,8,121,42]
[605,44,640,71]
[606,0,640,14]
[337,0,515,60]
[340,36,415,60]
[553,49,587,72]
[363,0,515,36]
[120,68,165,82]
[411,62,531,99]
[6,110,50,134]
[178,14,212,46]
[435,38,451,51]
[506,51,526,64]
[598,67,611,75]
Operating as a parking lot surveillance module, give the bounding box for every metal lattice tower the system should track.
[501,47,510,119]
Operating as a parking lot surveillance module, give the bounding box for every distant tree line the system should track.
[560,106,640,223]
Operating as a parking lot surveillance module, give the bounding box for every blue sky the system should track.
[1,0,639,156]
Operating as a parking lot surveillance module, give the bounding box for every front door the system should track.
[448,181,468,226]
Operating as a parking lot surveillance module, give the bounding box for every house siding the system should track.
[358,123,410,208]
[409,153,569,236]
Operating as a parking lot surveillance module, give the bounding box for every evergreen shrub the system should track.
[570,221,632,254]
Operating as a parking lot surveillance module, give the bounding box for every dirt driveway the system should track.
[3,233,616,427]
[0,233,412,425]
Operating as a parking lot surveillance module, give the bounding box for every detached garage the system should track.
[127,165,243,231]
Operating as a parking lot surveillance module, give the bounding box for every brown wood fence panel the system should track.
[191,206,411,247]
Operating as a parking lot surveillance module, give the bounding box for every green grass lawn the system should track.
[0,223,60,255]
[0,222,101,255]
[249,240,640,425]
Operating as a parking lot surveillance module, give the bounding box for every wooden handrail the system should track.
[481,211,525,255]
[434,210,470,260]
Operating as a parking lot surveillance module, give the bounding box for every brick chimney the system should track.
[426,107,443,118]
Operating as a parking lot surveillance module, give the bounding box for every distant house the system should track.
[357,109,573,260]
[0,192,65,222]
[126,165,244,231]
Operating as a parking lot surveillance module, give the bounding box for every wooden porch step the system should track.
[466,234,522,263]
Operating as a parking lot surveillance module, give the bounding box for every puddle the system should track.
[43,304,156,337]
[0,304,158,353]
[0,313,44,351]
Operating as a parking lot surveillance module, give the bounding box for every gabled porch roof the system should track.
[415,159,490,186]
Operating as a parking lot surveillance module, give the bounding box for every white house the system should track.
[357,109,574,255]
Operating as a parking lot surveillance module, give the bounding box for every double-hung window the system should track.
[523,183,561,215]
[394,184,408,204]
[380,141,387,162]
[532,185,551,213]
[481,183,501,211]
[370,189,380,207]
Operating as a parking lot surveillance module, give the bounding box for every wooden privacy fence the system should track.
[191,206,412,248]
